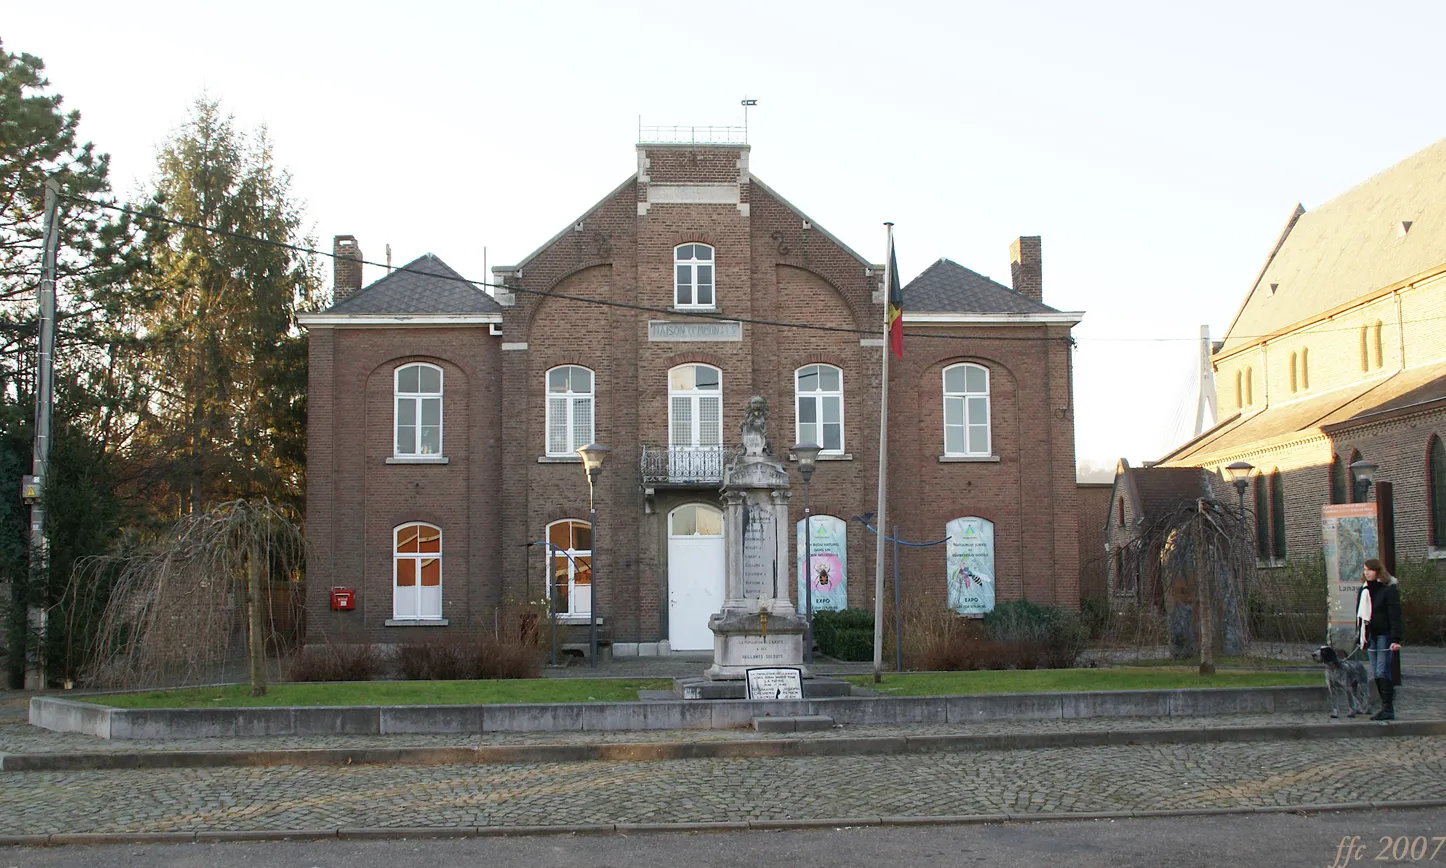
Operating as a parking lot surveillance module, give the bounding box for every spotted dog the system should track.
[1311,645,1371,718]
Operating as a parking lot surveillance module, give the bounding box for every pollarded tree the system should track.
[125,97,324,514]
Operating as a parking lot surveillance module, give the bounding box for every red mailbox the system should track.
[330,587,355,611]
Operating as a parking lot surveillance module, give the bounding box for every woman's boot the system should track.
[1371,678,1395,721]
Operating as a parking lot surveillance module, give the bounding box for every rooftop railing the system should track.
[637,125,748,145]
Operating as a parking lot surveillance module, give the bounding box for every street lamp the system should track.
[577,443,610,668]
[1350,459,1378,503]
[793,442,822,664]
[1224,461,1253,516]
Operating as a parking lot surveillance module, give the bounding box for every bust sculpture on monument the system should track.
[741,396,770,458]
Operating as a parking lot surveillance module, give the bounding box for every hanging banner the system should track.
[946,517,996,615]
[1322,503,1378,649]
[796,515,848,611]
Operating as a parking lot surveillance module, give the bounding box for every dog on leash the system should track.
[1311,645,1371,718]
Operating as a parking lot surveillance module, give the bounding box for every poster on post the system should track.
[796,515,848,611]
[1321,503,1378,650]
[946,517,996,615]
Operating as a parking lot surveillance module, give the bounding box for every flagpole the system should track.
[872,223,894,683]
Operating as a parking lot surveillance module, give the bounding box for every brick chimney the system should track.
[333,235,363,302]
[1009,236,1042,303]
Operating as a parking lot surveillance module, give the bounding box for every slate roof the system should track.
[1108,460,1215,536]
[1164,366,1446,463]
[903,258,1062,314]
[1221,137,1446,353]
[326,254,502,315]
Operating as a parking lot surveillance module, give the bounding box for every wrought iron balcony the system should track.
[640,445,726,485]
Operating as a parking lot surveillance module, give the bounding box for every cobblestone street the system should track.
[1,735,1444,834]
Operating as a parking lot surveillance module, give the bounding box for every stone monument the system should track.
[704,397,811,680]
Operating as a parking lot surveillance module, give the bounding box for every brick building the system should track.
[1159,137,1446,582]
[301,138,1082,654]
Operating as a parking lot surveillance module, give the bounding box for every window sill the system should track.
[787,452,853,462]
[669,306,720,314]
[538,455,583,463]
[1428,547,1446,561]
[384,618,450,627]
[1256,558,1287,570]
[938,455,1001,463]
[553,614,602,625]
[387,456,449,465]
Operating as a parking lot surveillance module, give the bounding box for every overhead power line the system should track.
[54,191,1446,347]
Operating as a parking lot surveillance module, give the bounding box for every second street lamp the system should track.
[576,443,609,668]
[793,442,822,664]
[1224,460,1254,517]
[1350,459,1379,503]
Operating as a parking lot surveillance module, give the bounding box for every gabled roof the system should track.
[903,258,1062,314]
[326,254,502,315]
[1221,137,1446,354]
[1108,459,1215,536]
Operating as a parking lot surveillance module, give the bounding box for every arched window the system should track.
[1300,347,1309,390]
[674,243,715,308]
[1234,370,1243,409]
[1245,367,1254,406]
[1374,320,1385,369]
[545,519,592,617]
[795,364,844,453]
[546,365,595,456]
[942,363,991,457]
[1348,449,1363,502]
[395,363,443,457]
[1360,326,1370,372]
[1253,473,1270,561]
[1430,436,1446,546]
[394,523,442,620]
[1329,454,1349,505]
[668,364,723,451]
[1269,469,1287,560]
[1289,352,1298,393]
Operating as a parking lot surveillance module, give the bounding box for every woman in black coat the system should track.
[1356,557,1403,720]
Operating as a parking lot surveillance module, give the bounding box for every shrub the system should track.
[983,600,1087,669]
[1398,559,1446,646]
[812,608,875,661]
[287,642,384,682]
[397,634,544,680]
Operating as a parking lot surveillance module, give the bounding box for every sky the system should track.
[8,1,1446,477]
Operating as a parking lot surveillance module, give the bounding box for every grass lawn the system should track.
[845,668,1318,697]
[90,678,675,709]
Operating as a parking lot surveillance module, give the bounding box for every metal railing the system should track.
[641,445,726,484]
[637,125,747,145]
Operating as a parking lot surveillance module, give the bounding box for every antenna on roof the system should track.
[741,98,757,141]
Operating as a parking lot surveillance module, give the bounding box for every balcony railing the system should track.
[641,445,726,485]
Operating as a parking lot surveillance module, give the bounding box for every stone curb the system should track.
[4,719,1445,772]
[3,799,1445,847]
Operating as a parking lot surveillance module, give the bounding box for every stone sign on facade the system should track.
[648,320,743,342]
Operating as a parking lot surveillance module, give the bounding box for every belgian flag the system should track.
[887,235,903,359]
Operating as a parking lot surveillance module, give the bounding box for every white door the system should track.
[668,504,725,651]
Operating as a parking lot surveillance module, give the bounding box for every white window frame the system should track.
[673,243,716,309]
[545,365,595,456]
[942,363,991,457]
[545,519,592,619]
[394,363,443,457]
[795,364,845,454]
[393,522,443,621]
[668,364,723,449]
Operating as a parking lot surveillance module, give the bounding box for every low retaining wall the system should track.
[29,685,1328,740]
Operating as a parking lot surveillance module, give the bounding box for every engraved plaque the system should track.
[741,501,775,599]
[746,667,804,700]
[648,320,743,342]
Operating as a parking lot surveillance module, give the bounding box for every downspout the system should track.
[1395,288,1406,370]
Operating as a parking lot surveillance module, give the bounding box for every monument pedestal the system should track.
[704,604,809,680]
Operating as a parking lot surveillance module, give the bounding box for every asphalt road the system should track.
[3,808,1446,868]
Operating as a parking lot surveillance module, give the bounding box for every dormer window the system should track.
[674,244,715,308]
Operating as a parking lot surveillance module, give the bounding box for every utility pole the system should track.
[22,178,61,689]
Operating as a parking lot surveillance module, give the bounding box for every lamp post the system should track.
[793,443,822,664]
[577,443,610,669]
[1350,459,1378,503]
[1224,461,1253,517]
